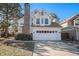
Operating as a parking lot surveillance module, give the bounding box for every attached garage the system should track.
[32,27,61,40]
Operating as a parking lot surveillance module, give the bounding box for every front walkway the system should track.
[33,41,79,56]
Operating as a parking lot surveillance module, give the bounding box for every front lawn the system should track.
[0,43,33,56]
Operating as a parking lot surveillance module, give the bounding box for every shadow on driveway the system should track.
[33,41,79,56]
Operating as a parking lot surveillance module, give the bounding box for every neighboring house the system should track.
[8,25,14,34]
[8,16,24,35]
[18,17,24,33]
[60,14,79,41]
[30,9,61,40]
[61,14,79,28]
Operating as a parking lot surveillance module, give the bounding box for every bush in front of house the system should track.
[15,33,33,41]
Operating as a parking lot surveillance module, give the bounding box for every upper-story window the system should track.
[32,18,33,25]
[45,18,48,24]
[36,18,40,24]
[41,18,43,24]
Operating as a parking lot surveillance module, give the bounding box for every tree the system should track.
[50,12,60,23]
[0,3,23,37]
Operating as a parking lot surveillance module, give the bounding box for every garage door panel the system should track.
[33,33,61,40]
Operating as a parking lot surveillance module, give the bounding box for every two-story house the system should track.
[18,9,61,40]
[61,14,79,41]
[30,9,61,40]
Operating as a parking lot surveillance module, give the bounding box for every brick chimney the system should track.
[23,3,30,34]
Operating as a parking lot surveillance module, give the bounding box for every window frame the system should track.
[36,18,40,24]
[41,18,43,24]
[45,18,49,24]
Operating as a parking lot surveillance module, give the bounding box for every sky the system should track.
[20,3,79,21]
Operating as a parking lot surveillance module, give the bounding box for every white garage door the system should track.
[33,31,61,40]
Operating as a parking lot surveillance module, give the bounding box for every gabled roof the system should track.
[32,22,61,27]
[61,13,79,24]
[30,9,51,18]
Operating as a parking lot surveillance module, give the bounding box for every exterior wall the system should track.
[33,14,51,26]
[74,17,79,27]
[32,27,61,32]
[18,17,24,33]
[61,20,74,28]
[32,27,61,40]
[18,26,23,33]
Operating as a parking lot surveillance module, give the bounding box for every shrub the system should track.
[15,33,33,41]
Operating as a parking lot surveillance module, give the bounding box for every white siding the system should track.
[30,10,51,26]
[18,17,24,33]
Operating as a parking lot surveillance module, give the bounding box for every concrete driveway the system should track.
[33,41,79,56]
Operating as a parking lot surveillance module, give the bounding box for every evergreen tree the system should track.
[50,12,60,23]
[0,3,23,37]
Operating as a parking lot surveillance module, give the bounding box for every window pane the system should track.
[32,18,33,25]
[36,18,40,24]
[41,18,43,24]
[45,18,48,24]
